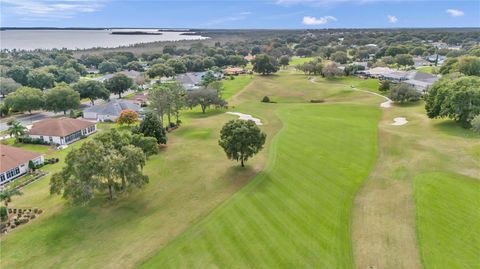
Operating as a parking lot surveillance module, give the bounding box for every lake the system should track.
[0,29,208,50]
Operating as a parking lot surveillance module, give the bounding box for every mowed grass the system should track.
[414,172,480,269]
[140,102,381,268]
[0,78,255,269]
[288,56,315,66]
[221,74,253,100]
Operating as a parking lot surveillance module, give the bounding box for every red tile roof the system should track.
[29,118,95,137]
[0,144,43,173]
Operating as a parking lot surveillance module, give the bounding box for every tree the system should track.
[0,77,21,97]
[378,80,391,92]
[98,61,121,74]
[166,58,187,74]
[251,54,278,75]
[126,61,144,72]
[200,70,218,86]
[73,80,110,105]
[131,133,159,157]
[4,87,44,113]
[425,76,480,127]
[394,54,414,66]
[50,137,148,203]
[53,67,80,84]
[117,109,139,125]
[135,112,167,144]
[146,63,175,78]
[148,84,172,124]
[185,88,226,113]
[388,83,421,103]
[322,63,343,78]
[219,119,266,167]
[44,84,80,115]
[0,188,23,209]
[6,66,30,85]
[104,73,133,98]
[279,55,290,68]
[457,56,480,76]
[7,120,27,143]
[331,51,348,64]
[471,115,480,134]
[26,70,55,90]
[82,54,105,68]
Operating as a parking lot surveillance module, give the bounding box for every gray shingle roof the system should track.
[84,99,141,116]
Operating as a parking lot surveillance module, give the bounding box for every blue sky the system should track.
[1,0,479,28]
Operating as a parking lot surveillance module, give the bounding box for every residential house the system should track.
[175,72,223,91]
[426,54,447,65]
[413,57,431,67]
[83,99,142,122]
[28,118,97,145]
[224,67,245,76]
[0,145,44,185]
[404,71,440,92]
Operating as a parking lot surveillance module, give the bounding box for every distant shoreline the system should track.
[111,31,163,35]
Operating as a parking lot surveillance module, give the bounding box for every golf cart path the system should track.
[226,112,263,125]
[309,77,392,108]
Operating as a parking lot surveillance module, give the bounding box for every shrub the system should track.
[378,80,391,92]
[261,96,270,103]
[18,137,50,145]
[310,99,325,103]
[10,224,16,229]
[388,83,421,103]
[0,207,7,221]
[471,115,480,134]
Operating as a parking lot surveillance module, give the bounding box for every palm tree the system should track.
[0,188,23,208]
[7,120,27,143]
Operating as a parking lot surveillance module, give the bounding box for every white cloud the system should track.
[0,0,105,20]
[277,0,403,7]
[388,15,398,23]
[302,15,337,25]
[446,9,464,17]
[204,12,252,26]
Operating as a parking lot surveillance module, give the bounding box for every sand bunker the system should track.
[391,117,408,126]
[226,112,263,125]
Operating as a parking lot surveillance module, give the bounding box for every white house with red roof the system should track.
[28,118,97,145]
[0,144,44,185]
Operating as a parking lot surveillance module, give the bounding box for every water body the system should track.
[0,29,207,50]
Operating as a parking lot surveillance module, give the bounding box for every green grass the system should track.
[417,66,437,74]
[222,74,253,100]
[2,138,51,154]
[414,172,480,269]
[288,56,315,66]
[140,104,381,266]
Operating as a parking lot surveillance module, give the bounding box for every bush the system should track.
[261,96,270,103]
[0,207,7,221]
[471,115,480,134]
[310,99,325,103]
[378,80,391,92]
[18,137,50,145]
[388,83,421,103]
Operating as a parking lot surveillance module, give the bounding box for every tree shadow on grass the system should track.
[433,120,480,139]
[183,108,225,119]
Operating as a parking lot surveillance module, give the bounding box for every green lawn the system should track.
[417,66,437,74]
[288,56,315,66]
[414,172,480,269]
[221,74,253,100]
[140,76,381,268]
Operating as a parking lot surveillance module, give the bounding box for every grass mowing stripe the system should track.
[414,172,480,269]
[140,103,380,268]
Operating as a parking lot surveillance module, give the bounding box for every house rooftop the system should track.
[84,99,141,117]
[29,118,95,137]
[0,144,42,174]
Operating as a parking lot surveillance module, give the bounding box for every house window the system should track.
[40,136,44,140]
[0,174,5,182]
[49,137,53,142]
[5,167,20,179]
[64,130,82,143]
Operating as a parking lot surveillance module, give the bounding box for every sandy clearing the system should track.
[391,117,408,126]
[226,112,263,125]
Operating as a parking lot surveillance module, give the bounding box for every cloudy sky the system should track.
[1,0,479,28]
